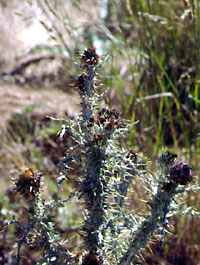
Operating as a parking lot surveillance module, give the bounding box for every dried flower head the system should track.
[82,252,103,265]
[170,162,192,185]
[81,46,99,65]
[160,151,177,166]
[15,168,41,199]
[87,116,96,127]
[93,133,104,145]
[76,72,88,91]
[162,181,175,192]
[96,108,122,131]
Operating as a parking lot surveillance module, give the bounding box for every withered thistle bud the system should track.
[110,109,119,119]
[160,151,177,166]
[170,162,192,185]
[99,116,106,124]
[81,252,103,265]
[162,181,175,192]
[77,72,88,91]
[15,168,41,199]
[81,46,99,66]
[105,120,114,132]
[93,133,103,144]
[87,116,96,127]
[98,108,107,116]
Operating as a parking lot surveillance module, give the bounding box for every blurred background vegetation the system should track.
[0,0,200,264]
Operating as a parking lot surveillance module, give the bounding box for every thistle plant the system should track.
[5,47,195,265]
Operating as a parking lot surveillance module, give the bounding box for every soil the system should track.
[0,81,80,127]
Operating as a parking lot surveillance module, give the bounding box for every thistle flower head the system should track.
[80,46,99,66]
[15,168,41,199]
[170,162,192,185]
[81,252,103,265]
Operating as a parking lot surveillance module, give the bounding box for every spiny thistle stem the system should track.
[76,47,107,254]
[80,67,95,121]
[119,186,176,265]
[119,152,193,265]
